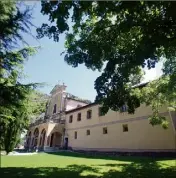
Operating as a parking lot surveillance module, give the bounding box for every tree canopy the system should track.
[0,0,38,108]
[37,1,176,128]
[0,1,44,153]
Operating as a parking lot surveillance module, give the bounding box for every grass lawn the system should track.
[1,152,176,178]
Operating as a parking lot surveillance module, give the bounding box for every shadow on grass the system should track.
[46,151,176,162]
[98,162,176,178]
[1,161,175,178]
[1,165,97,178]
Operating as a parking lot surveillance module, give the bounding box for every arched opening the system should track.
[39,129,46,148]
[47,136,50,146]
[26,131,31,147]
[33,128,39,147]
[31,137,34,147]
[50,132,62,148]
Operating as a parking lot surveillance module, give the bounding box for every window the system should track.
[69,115,73,123]
[53,104,57,114]
[99,107,104,116]
[87,110,92,119]
[123,124,128,132]
[74,131,77,139]
[77,113,81,121]
[86,130,90,135]
[120,105,128,112]
[103,127,108,134]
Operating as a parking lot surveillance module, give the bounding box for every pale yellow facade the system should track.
[65,104,175,152]
[26,84,176,153]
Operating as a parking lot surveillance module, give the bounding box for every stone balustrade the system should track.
[29,113,65,127]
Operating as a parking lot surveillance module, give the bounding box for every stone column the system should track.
[60,135,64,147]
[37,132,41,149]
[43,124,51,151]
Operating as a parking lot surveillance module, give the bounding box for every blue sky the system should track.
[21,2,163,102]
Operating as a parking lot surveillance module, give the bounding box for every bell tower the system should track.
[46,82,67,116]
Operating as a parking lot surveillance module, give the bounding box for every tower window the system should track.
[53,104,57,114]
[87,110,92,119]
[69,115,73,123]
[123,124,128,132]
[77,113,81,121]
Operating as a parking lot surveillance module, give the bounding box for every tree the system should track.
[0,0,38,108]
[28,90,49,118]
[16,137,23,148]
[37,1,176,128]
[1,88,47,154]
[0,1,42,154]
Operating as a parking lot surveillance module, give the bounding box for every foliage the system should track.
[37,1,176,128]
[133,76,176,128]
[27,90,49,119]
[0,1,41,153]
[0,0,38,108]
[16,137,23,147]
[0,88,47,154]
[4,116,21,154]
[0,47,38,154]
[0,48,38,108]
[0,0,34,50]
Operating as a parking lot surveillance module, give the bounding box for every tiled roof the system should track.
[66,102,97,114]
[66,93,92,104]
[65,82,150,114]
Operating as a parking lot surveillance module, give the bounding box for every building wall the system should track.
[65,104,176,152]
[27,82,175,152]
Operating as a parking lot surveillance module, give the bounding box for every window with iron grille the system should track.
[123,124,128,132]
[103,127,108,134]
[74,131,77,139]
[87,110,92,119]
[69,115,73,123]
[77,113,81,121]
[86,130,90,135]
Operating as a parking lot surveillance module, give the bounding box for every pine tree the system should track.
[0,1,41,154]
